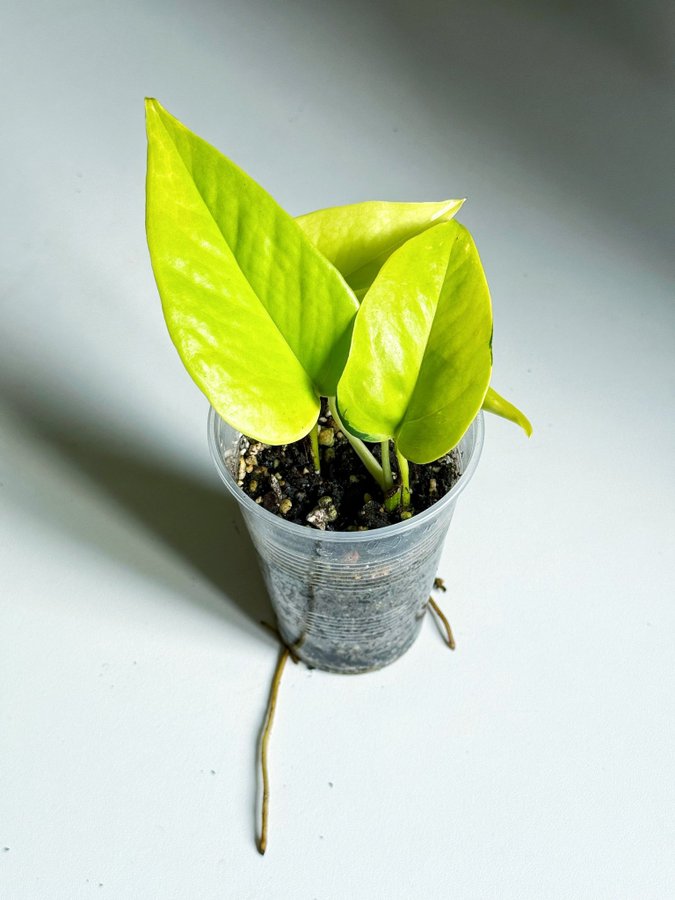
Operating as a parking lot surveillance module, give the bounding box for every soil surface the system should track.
[237,400,461,531]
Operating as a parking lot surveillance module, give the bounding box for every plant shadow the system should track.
[2,388,275,643]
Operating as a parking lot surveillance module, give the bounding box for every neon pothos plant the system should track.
[145,99,530,512]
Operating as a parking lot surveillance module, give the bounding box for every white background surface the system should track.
[1,2,674,898]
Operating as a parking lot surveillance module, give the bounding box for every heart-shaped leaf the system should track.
[482,387,532,436]
[145,99,359,444]
[337,220,493,464]
[297,199,464,300]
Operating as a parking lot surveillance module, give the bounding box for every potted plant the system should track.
[145,98,531,851]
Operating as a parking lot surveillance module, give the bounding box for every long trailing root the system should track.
[255,578,453,858]
[427,595,456,651]
[258,646,290,855]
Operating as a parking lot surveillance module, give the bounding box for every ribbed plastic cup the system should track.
[208,409,484,674]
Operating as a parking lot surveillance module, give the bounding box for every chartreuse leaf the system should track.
[296,199,464,300]
[145,98,359,444]
[337,220,493,464]
[482,387,532,436]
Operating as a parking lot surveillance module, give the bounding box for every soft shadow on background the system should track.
[282,0,675,269]
[0,383,275,641]
[2,0,672,631]
[360,0,675,264]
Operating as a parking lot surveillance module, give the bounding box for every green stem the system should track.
[309,421,321,474]
[384,487,402,513]
[328,397,385,490]
[395,446,411,508]
[380,440,394,491]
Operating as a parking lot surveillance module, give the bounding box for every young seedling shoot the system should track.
[145,98,532,852]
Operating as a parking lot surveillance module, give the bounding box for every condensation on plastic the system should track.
[208,408,484,674]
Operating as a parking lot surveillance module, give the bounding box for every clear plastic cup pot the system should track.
[208,409,484,674]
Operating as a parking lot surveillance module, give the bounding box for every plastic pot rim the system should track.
[207,406,484,544]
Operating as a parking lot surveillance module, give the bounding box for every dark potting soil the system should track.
[237,400,461,531]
